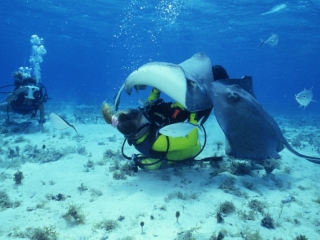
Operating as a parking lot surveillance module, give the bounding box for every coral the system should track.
[230,161,252,175]
[14,170,24,184]
[63,203,85,225]
[261,214,274,229]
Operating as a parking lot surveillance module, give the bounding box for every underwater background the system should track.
[0,0,319,113]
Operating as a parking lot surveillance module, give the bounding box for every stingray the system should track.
[210,82,320,164]
[115,52,213,112]
[114,52,254,112]
[260,33,279,48]
[261,3,287,15]
[49,113,78,134]
[159,117,204,138]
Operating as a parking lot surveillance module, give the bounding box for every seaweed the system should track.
[14,136,26,143]
[63,203,85,225]
[95,219,119,232]
[242,230,263,240]
[263,159,280,174]
[14,170,24,184]
[77,146,87,155]
[218,201,235,214]
[0,191,20,209]
[216,212,223,223]
[237,210,256,221]
[295,235,308,240]
[167,191,199,201]
[27,225,59,240]
[248,199,266,214]
[229,161,252,176]
[176,223,202,240]
[261,214,275,229]
[218,177,242,197]
[77,183,88,192]
[312,197,320,204]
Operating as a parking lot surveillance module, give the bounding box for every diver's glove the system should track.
[5,87,27,102]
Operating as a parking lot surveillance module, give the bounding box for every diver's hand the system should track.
[5,87,27,102]
[38,119,46,132]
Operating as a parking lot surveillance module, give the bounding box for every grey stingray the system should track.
[210,81,320,164]
[114,52,214,112]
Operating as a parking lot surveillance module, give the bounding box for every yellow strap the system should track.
[189,112,197,124]
[147,88,160,102]
[171,102,185,110]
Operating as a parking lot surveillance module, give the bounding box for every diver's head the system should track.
[13,71,37,87]
[116,108,150,140]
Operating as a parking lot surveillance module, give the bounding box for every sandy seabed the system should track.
[0,104,320,240]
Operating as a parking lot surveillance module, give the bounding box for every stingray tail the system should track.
[70,124,79,135]
[259,38,265,48]
[284,141,320,164]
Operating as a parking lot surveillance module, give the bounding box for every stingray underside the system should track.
[114,52,214,112]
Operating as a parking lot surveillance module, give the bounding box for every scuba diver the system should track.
[102,88,208,170]
[0,71,48,129]
[101,65,229,171]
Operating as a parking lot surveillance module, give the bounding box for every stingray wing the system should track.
[114,52,213,112]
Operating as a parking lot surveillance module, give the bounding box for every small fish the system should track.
[49,112,78,134]
[261,3,287,15]
[295,87,316,108]
[260,33,279,48]
[159,118,203,138]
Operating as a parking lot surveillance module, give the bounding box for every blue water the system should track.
[1,0,319,113]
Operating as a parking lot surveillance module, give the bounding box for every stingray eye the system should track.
[228,92,240,102]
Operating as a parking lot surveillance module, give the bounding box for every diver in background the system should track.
[0,71,48,129]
